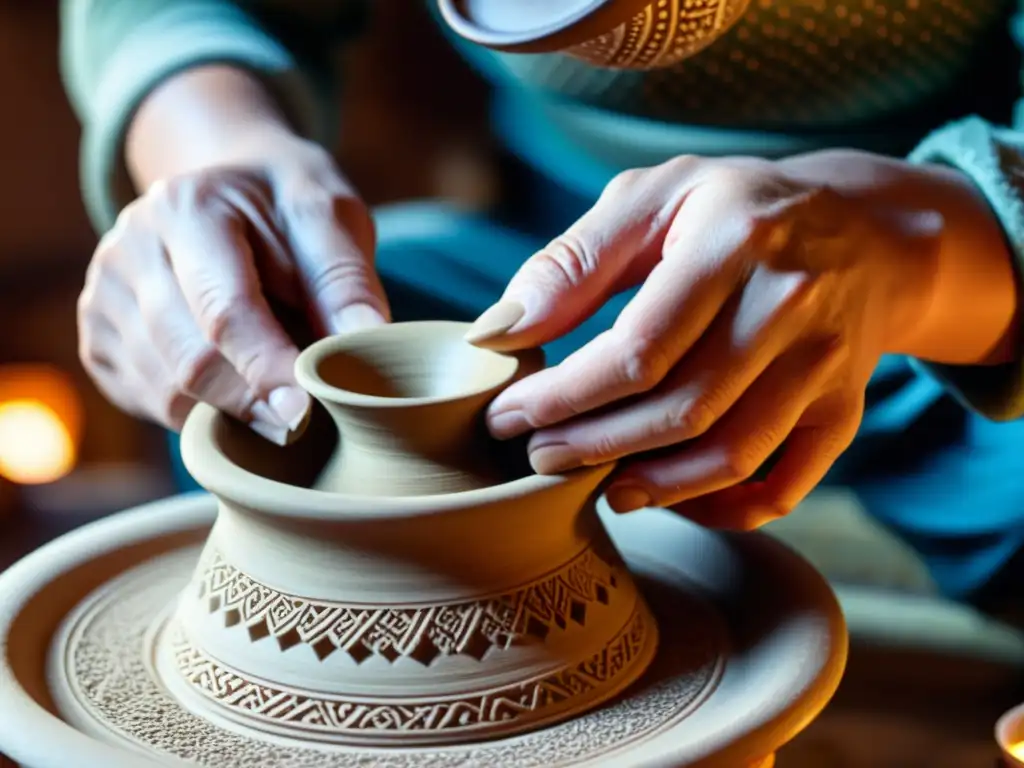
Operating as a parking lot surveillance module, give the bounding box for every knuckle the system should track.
[306,258,368,298]
[722,446,762,482]
[663,396,717,438]
[76,283,96,320]
[534,391,585,424]
[532,236,597,288]
[282,187,342,222]
[196,292,249,347]
[617,337,671,392]
[91,230,124,271]
[155,390,194,429]
[77,332,99,371]
[662,153,700,176]
[783,276,824,316]
[175,344,221,395]
[110,200,142,233]
[152,173,224,214]
[603,168,644,197]
[235,349,277,390]
[587,431,624,462]
[699,164,749,192]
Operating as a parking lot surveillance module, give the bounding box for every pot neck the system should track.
[312,390,509,496]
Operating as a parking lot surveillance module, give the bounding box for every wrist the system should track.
[126,64,303,190]
[883,162,1018,366]
[780,151,1017,365]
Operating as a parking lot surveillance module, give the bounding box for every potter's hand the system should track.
[468,151,1016,529]
[77,135,389,443]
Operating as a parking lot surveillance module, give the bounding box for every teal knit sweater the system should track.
[59,0,1024,420]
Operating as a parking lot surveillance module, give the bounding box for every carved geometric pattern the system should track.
[567,0,744,70]
[57,546,727,767]
[196,547,620,665]
[170,607,649,738]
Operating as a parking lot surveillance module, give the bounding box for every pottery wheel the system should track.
[0,493,846,768]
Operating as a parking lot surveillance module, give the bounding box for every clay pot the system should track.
[0,320,848,766]
[437,0,752,70]
[170,321,659,746]
[294,322,543,495]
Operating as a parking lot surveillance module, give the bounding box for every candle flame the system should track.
[0,399,77,485]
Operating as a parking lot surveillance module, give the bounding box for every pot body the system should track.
[159,458,659,747]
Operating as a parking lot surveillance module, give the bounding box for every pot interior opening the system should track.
[313,331,518,403]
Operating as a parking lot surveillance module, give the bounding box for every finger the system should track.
[489,263,816,446]
[85,273,178,393]
[523,267,818,468]
[122,232,251,408]
[111,215,304,443]
[77,264,123,379]
[678,397,864,530]
[603,338,847,514]
[229,192,304,307]
[79,311,197,429]
[464,163,688,350]
[78,251,186,421]
[157,205,310,436]
[282,188,390,333]
[483,176,803,440]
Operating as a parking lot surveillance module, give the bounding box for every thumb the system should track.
[285,191,391,334]
[464,180,666,352]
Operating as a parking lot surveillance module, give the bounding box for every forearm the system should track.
[60,0,340,231]
[781,149,1018,367]
[126,65,302,191]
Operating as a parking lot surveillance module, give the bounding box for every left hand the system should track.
[465,152,957,530]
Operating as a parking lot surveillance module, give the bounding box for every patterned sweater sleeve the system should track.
[60,0,362,232]
[905,3,1024,421]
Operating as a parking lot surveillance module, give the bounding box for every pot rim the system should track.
[180,403,616,521]
[294,321,522,409]
[436,0,614,48]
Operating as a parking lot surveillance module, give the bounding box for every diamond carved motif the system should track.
[195,547,621,665]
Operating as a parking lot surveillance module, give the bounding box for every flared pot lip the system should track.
[180,404,616,521]
[294,320,521,409]
[437,0,613,48]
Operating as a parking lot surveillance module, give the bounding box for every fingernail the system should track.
[269,386,311,432]
[605,484,653,514]
[529,444,582,475]
[332,304,386,335]
[248,416,291,447]
[488,409,531,440]
[465,300,525,345]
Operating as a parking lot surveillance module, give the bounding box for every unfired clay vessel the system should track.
[0,321,847,767]
[437,0,753,69]
[165,321,659,746]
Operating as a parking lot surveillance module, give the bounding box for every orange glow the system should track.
[0,400,77,484]
[1011,741,1024,761]
[0,365,83,485]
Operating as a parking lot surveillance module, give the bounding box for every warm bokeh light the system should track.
[0,364,83,486]
[1011,741,1024,761]
[0,399,77,484]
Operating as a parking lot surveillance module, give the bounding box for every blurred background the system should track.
[0,2,1022,766]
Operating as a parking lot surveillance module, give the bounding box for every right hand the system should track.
[77,135,389,443]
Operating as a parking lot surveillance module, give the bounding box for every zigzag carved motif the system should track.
[196,548,621,665]
[171,607,649,737]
